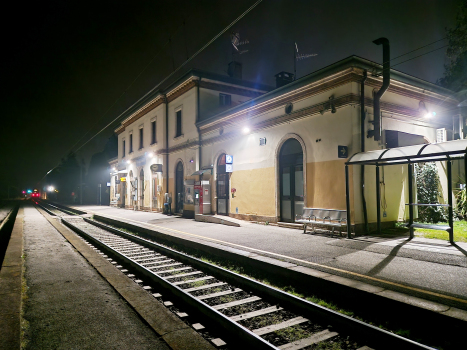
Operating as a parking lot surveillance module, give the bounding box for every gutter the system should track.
[360,70,369,233]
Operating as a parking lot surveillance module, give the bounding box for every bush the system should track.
[456,186,467,218]
[415,163,448,223]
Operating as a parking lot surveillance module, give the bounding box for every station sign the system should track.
[151,164,163,173]
[225,155,233,164]
[120,177,127,182]
[226,164,233,173]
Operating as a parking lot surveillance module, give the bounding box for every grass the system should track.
[414,220,467,242]
[389,220,467,242]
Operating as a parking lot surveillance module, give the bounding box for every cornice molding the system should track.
[167,80,197,103]
[198,67,457,134]
[200,93,451,143]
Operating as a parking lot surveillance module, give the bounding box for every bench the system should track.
[295,208,348,236]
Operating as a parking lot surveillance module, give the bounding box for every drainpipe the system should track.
[197,78,202,170]
[165,95,169,194]
[360,70,369,233]
[373,38,390,142]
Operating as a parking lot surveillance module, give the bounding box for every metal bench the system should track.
[295,208,347,236]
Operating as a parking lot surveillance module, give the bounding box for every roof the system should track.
[197,55,458,128]
[346,140,467,166]
[115,68,273,131]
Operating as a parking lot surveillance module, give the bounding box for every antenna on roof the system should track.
[294,42,317,80]
[230,32,249,57]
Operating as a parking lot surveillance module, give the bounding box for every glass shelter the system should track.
[345,140,467,243]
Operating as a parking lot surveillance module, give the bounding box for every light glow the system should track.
[48,186,55,192]
[242,127,250,134]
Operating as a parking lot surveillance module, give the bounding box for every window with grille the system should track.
[436,128,447,143]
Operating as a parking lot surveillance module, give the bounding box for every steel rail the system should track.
[61,217,276,350]
[59,215,434,350]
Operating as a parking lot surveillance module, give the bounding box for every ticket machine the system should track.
[184,169,212,217]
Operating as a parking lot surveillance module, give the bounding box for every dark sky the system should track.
[0,0,461,194]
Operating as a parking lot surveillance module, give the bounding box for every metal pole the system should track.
[80,164,83,205]
[376,165,381,234]
[464,154,467,185]
[99,184,102,206]
[408,163,414,239]
[447,159,454,244]
[345,165,352,238]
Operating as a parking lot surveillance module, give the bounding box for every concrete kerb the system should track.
[90,214,467,332]
[37,207,216,350]
[0,206,23,350]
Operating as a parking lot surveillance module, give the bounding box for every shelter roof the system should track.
[347,140,467,166]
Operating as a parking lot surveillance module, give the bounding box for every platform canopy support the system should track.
[345,140,467,243]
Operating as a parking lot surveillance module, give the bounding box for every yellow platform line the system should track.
[87,210,467,305]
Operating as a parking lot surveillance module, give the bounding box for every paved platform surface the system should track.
[76,205,467,307]
[22,205,171,350]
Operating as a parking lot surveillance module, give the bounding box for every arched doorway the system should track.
[217,154,229,215]
[279,139,304,222]
[175,161,184,214]
[139,168,144,209]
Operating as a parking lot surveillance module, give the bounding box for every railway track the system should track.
[37,202,435,350]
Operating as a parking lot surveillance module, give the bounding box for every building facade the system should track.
[110,57,461,230]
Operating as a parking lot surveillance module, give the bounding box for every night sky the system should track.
[0,0,461,195]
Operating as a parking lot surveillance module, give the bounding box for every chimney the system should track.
[228,61,242,79]
[274,71,294,88]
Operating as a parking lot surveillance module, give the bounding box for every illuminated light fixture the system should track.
[27,189,32,194]
[48,186,55,192]
[127,160,131,164]
[190,158,194,163]
[424,111,436,119]
[147,152,154,158]
[242,126,250,134]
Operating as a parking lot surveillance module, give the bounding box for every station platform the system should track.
[73,205,467,322]
[1,204,215,350]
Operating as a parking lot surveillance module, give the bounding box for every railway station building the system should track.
[110,56,461,232]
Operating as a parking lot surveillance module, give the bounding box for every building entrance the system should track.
[175,161,184,213]
[217,154,229,215]
[279,139,304,222]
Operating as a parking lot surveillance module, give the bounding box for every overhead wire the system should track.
[65,12,191,155]
[72,0,263,154]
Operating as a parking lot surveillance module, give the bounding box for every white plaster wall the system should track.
[168,88,198,148]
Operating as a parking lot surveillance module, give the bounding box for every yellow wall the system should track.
[230,167,276,216]
[306,159,350,210]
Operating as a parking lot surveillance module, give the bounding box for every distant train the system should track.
[24,189,41,198]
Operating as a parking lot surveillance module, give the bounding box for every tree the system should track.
[438,1,467,93]
[415,163,448,223]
